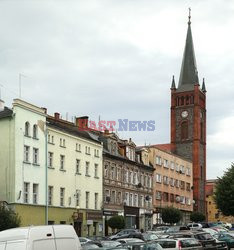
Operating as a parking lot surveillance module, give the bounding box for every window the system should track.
[76,143,81,152]
[111,166,115,179]
[95,193,98,209]
[105,189,110,203]
[117,168,121,181]
[155,174,162,183]
[51,136,54,144]
[163,192,169,202]
[94,164,98,178]
[60,188,65,206]
[181,121,188,140]
[85,146,90,155]
[60,138,62,146]
[33,184,38,204]
[170,178,175,186]
[48,152,53,167]
[24,145,30,162]
[163,159,169,168]
[76,159,80,174]
[155,156,162,165]
[148,176,152,188]
[63,139,65,147]
[75,190,80,207]
[180,181,185,190]
[155,191,162,200]
[186,182,191,191]
[129,193,133,206]
[117,192,122,204]
[33,148,39,164]
[176,164,179,172]
[186,167,191,176]
[24,182,29,203]
[60,155,65,170]
[163,176,169,185]
[170,194,174,203]
[25,122,30,136]
[134,194,138,207]
[125,192,129,206]
[175,179,179,188]
[85,162,90,176]
[140,195,144,207]
[86,191,89,208]
[111,190,116,203]
[94,149,99,157]
[104,164,108,178]
[129,171,133,184]
[170,161,175,170]
[33,124,38,139]
[48,186,53,205]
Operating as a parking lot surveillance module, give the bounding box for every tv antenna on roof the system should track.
[19,73,27,99]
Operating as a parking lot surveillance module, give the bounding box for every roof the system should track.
[47,117,101,145]
[0,107,13,119]
[177,19,199,92]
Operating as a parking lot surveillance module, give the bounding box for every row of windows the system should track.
[155,190,191,205]
[155,174,191,191]
[48,134,100,157]
[104,164,152,188]
[155,156,191,176]
[24,146,39,165]
[24,182,99,209]
[105,189,152,208]
[24,122,38,139]
[48,152,99,177]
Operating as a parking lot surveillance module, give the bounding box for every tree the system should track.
[190,211,206,222]
[0,205,21,231]
[214,163,234,216]
[161,206,182,224]
[107,215,125,230]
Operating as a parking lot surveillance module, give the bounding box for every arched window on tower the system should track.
[186,96,189,105]
[181,121,188,140]
[200,122,204,141]
[181,96,184,106]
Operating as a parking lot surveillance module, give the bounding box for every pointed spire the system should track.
[178,8,199,91]
[202,78,207,93]
[171,75,176,89]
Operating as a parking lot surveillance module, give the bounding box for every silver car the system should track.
[155,238,203,249]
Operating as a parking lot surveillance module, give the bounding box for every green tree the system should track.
[107,215,125,230]
[0,206,21,231]
[190,211,206,222]
[162,206,182,224]
[214,163,234,216]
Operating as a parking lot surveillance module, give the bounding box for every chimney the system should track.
[75,116,89,129]
[41,107,47,114]
[0,99,5,112]
[54,112,60,120]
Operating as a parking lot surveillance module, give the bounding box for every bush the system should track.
[107,215,125,230]
[0,206,21,231]
[190,211,206,222]
[162,206,182,224]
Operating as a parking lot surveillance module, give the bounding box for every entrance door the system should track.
[74,221,82,237]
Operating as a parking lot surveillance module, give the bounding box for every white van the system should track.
[0,225,81,250]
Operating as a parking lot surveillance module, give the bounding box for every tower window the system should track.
[186,96,189,105]
[181,121,188,140]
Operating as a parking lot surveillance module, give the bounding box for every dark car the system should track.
[112,232,144,241]
[193,232,217,249]
[165,226,190,234]
[109,229,139,240]
[213,233,234,250]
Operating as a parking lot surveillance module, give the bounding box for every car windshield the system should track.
[101,241,121,247]
[195,233,213,240]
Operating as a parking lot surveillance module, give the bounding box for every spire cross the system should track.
[188,7,191,25]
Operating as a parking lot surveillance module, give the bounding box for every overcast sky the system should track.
[0,0,233,179]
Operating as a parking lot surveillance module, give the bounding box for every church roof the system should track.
[177,12,199,92]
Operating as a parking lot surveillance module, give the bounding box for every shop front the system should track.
[86,211,103,237]
[124,206,139,229]
[103,210,123,236]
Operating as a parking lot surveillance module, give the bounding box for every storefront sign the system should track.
[87,211,102,220]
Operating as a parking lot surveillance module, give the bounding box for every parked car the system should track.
[98,240,122,248]
[111,232,144,241]
[0,225,81,250]
[202,228,218,236]
[79,237,92,245]
[109,229,139,240]
[192,231,217,249]
[165,226,190,234]
[121,241,163,250]
[116,238,145,244]
[142,233,159,242]
[213,233,234,250]
[155,238,202,249]
[187,223,202,230]
[152,226,169,234]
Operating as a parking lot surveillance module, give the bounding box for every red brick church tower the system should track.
[170,12,207,213]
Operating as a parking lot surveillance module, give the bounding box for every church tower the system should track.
[170,11,206,213]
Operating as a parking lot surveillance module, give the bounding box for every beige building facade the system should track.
[148,146,193,224]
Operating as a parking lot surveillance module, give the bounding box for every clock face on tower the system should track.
[181,110,188,118]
